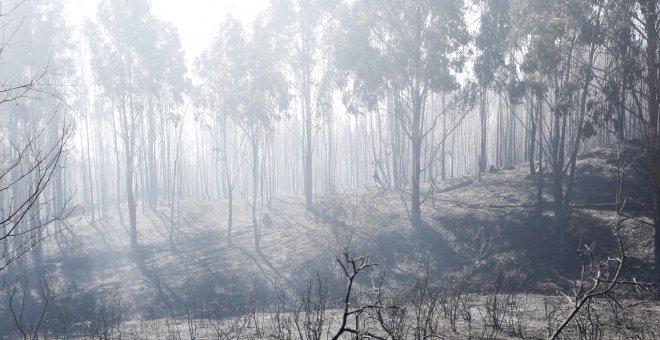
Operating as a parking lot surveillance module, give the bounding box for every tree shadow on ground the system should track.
[130,247,183,310]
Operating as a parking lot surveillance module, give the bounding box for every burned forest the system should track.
[1,0,660,339]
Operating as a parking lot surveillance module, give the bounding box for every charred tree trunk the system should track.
[410,92,423,226]
[642,0,660,282]
[529,94,537,176]
[537,95,544,229]
[479,86,488,178]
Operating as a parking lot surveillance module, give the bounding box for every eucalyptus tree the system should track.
[335,0,470,225]
[636,0,660,282]
[239,21,289,249]
[595,0,660,280]
[474,0,511,176]
[266,0,339,211]
[196,18,247,245]
[86,0,187,249]
[510,0,606,237]
[142,20,187,210]
[596,2,642,143]
[197,16,289,248]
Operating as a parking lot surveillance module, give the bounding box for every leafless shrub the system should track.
[8,274,50,340]
[184,304,201,340]
[548,195,658,339]
[372,274,409,339]
[407,272,445,339]
[84,290,124,340]
[478,263,526,338]
[439,267,472,333]
[572,300,603,340]
[331,250,386,340]
[543,295,564,338]
[292,272,329,340]
[265,283,294,339]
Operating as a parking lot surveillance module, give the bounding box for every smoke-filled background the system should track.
[0,0,659,338]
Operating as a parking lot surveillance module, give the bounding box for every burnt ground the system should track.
[11,142,654,326]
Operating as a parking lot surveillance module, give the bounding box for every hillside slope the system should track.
[36,143,653,318]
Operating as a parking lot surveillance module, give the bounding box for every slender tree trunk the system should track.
[303,74,314,210]
[551,103,562,226]
[112,114,123,223]
[147,99,158,209]
[642,0,660,282]
[617,80,626,141]
[537,95,544,228]
[126,142,138,250]
[496,95,502,168]
[562,34,599,235]
[479,86,488,177]
[31,189,43,269]
[222,120,234,245]
[84,115,96,222]
[529,94,537,176]
[96,122,106,219]
[252,131,260,250]
[441,93,447,180]
[411,93,423,225]
[327,115,335,194]
[391,95,402,190]
[169,118,184,246]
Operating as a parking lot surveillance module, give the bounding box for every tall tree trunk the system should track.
[391,95,402,190]
[126,143,138,250]
[222,120,234,245]
[643,0,660,282]
[562,32,599,236]
[496,95,502,168]
[479,86,488,177]
[126,98,138,249]
[411,93,423,225]
[529,94,537,176]
[537,95,544,229]
[617,80,626,141]
[441,94,447,180]
[327,115,335,194]
[550,85,566,234]
[84,115,95,222]
[31,186,43,270]
[169,118,184,247]
[97,120,107,218]
[147,99,158,209]
[303,74,313,210]
[252,131,260,250]
[112,114,123,223]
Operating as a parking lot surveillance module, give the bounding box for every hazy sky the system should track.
[63,0,270,65]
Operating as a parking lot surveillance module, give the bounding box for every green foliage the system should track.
[335,0,469,115]
[263,0,338,119]
[85,0,188,111]
[474,0,511,89]
[195,17,289,131]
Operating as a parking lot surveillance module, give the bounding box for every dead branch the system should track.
[332,250,387,340]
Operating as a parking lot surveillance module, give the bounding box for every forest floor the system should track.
[28,142,658,337]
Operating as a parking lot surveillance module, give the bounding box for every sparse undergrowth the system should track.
[1,143,657,339]
[3,248,656,339]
